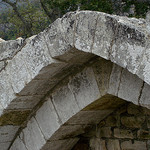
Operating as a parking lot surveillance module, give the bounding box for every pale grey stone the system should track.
[137,40,150,85]
[114,128,134,139]
[0,61,5,70]
[0,125,19,143]
[0,104,4,116]
[0,38,24,61]
[35,98,61,140]
[0,70,16,109]
[0,142,11,150]
[110,17,146,74]
[42,138,79,150]
[139,82,150,109]
[118,69,143,105]
[146,11,150,31]
[74,11,98,53]
[69,67,101,109]
[10,137,27,150]
[21,33,57,79]
[44,12,76,61]
[92,13,116,59]
[92,59,113,96]
[1,11,150,150]
[5,51,31,94]
[0,38,5,43]
[20,117,46,150]
[108,64,122,96]
[52,85,79,123]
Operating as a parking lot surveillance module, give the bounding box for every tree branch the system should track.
[2,0,32,36]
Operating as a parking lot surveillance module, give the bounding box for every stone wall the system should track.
[73,102,150,150]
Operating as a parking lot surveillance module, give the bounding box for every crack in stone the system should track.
[51,96,63,125]
[90,14,99,53]
[138,81,145,106]
[117,68,123,96]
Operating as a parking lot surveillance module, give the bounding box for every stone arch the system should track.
[9,58,150,150]
[0,10,150,150]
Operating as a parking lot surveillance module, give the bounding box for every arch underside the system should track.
[9,57,150,150]
[0,11,150,150]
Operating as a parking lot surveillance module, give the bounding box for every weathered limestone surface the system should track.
[10,137,27,150]
[0,10,150,150]
[19,117,46,150]
[35,98,61,140]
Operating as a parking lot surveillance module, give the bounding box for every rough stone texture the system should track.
[74,11,98,53]
[5,51,31,94]
[20,117,46,150]
[92,13,116,59]
[139,82,150,108]
[0,70,16,109]
[0,125,19,143]
[0,142,11,150]
[121,140,147,150]
[52,85,79,123]
[0,38,24,61]
[10,137,27,150]
[69,67,101,109]
[1,11,150,150]
[35,98,61,140]
[118,68,143,105]
[0,61,5,71]
[114,128,134,139]
[107,139,120,150]
[44,12,76,60]
[137,39,150,85]
[108,64,122,96]
[20,33,57,80]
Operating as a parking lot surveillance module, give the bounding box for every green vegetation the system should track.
[0,0,150,40]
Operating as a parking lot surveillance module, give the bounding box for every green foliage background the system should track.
[0,0,150,40]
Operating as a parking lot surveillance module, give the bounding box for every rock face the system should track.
[0,11,150,150]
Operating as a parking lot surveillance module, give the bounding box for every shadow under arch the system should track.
[43,94,126,148]
[10,57,150,150]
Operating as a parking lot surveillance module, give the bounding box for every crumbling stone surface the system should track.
[0,11,150,150]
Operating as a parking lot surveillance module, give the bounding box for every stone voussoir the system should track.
[1,10,150,150]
